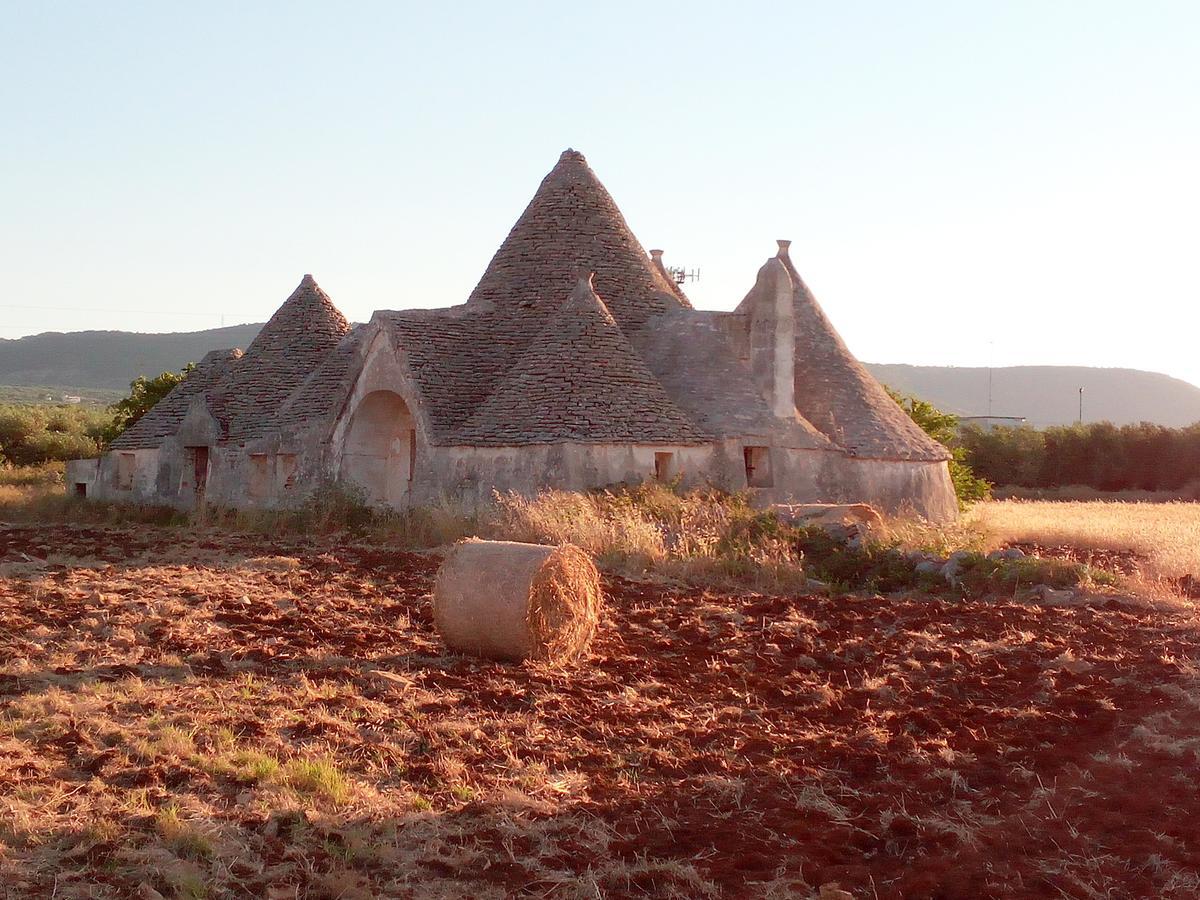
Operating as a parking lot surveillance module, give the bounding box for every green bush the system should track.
[886,388,992,509]
[0,404,106,467]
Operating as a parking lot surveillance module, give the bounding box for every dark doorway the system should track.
[190,447,210,500]
[74,483,87,498]
[654,452,676,482]
[743,446,773,487]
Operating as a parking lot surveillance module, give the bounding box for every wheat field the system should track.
[969,500,1200,581]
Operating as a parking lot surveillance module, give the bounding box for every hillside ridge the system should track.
[870,363,1200,428]
[3,326,1199,427]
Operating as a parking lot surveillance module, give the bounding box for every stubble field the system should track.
[2,521,1200,899]
[968,499,1200,586]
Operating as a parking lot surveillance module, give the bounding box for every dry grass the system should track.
[4,477,814,592]
[491,485,809,591]
[969,500,1200,580]
[996,483,1200,502]
[0,462,65,488]
[6,468,1199,599]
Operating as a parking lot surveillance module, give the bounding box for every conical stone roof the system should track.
[777,244,949,461]
[241,274,349,358]
[466,149,690,330]
[209,275,351,443]
[455,275,706,446]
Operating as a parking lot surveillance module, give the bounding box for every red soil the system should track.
[2,525,1199,898]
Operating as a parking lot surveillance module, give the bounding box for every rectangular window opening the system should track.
[654,451,676,482]
[277,454,298,491]
[743,446,773,488]
[74,482,87,498]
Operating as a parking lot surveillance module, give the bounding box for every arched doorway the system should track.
[340,391,415,507]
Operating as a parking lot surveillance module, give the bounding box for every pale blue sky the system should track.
[3,2,1198,390]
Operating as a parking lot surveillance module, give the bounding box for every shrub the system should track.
[885,388,992,509]
[0,404,105,466]
[960,421,1200,493]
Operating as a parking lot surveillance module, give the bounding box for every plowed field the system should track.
[2,524,1198,898]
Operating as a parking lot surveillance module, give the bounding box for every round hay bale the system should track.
[433,540,602,663]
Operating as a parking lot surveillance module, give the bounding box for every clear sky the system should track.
[3,2,1198,390]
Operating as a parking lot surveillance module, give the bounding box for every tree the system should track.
[885,387,992,508]
[101,364,195,446]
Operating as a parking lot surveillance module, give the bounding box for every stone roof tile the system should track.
[466,149,689,330]
[270,325,367,435]
[108,348,243,450]
[454,276,706,446]
[206,275,350,443]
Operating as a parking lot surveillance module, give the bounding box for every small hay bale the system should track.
[433,540,602,663]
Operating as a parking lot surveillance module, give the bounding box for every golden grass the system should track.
[491,485,809,591]
[0,462,64,488]
[968,500,1200,580]
[0,476,808,590]
[7,464,1199,597]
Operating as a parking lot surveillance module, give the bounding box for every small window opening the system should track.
[743,446,773,487]
[74,482,87,498]
[654,451,676,482]
[116,453,135,491]
[277,454,298,491]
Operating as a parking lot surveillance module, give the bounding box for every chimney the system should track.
[650,248,671,282]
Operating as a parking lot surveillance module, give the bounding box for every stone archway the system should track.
[340,390,415,507]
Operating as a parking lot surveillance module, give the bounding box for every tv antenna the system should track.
[667,266,701,285]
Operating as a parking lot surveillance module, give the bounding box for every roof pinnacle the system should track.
[649,248,672,282]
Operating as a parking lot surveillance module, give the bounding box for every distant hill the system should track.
[3,325,1199,428]
[867,364,1200,429]
[0,324,264,393]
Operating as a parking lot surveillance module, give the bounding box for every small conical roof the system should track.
[210,275,351,442]
[456,275,705,445]
[777,244,949,461]
[243,274,349,358]
[466,149,690,329]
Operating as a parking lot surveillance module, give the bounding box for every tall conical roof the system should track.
[466,149,690,329]
[209,275,351,442]
[776,244,949,461]
[243,274,349,358]
[455,275,705,445]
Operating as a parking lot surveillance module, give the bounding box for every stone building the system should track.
[68,150,956,520]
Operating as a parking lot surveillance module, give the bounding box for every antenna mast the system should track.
[667,266,700,286]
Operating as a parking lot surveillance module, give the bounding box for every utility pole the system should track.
[987,340,995,417]
[1078,387,1084,425]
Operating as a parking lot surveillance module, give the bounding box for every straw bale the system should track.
[433,540,601,663]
